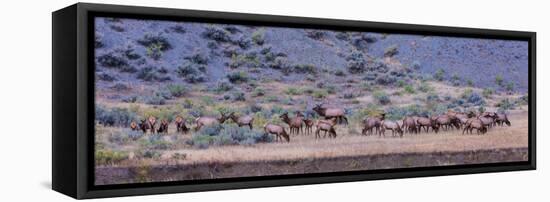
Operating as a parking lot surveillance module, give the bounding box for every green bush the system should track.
[482,88,494,98]
[139,135,174,150]
[496,98,515,112]
[177,61,206,83]
[285,87,302,95]
[146,43,163,60]
[404,84,415,94]
[137,33,172,51]
[373,91,390,105]
[189,125,272,149]
[495,74,504,86]
[166,84,187,97]
[95,149,128,165]
[251,29,265,45]
[417,82,433,93]
[252,87,265,97]
[202,26,231,43]
[312,89,329,99]
[346,50,366,74]
[384,44,399,57]
[293,64,316,74]
[506,82,515,92]
[227,71,249,84]
[434,68,445,81]
[95,105,136,127]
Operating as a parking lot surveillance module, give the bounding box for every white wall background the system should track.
[0,0,546,201]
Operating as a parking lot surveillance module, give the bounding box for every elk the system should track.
[462,118,487,135]
[264,123,290,142]
[194,112,229,131]
[147,116,157,134]
[362,114,385,136]
[138,119,149,133]
[495,113,511,126]
[157,119,169,134]
[452,113,469,129]
[280,112,303,135]
[228,112,254,130]
[380,120,403,137]
[402,116,418,134]
[315,118,337,139]
[312,104,348,125]
[434,115,461,130]
[479,112,497,129]
[130,121,139,131]
[174,116,189,133]
[296,112,314,135]
[416,117,439,133]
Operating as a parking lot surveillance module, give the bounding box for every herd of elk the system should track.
[125,104,511,142]
[360,110,511,137]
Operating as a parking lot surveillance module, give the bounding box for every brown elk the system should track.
[416,117,439,133]
[380,120,403,137]
[434,115,461,130]
[157,119,169,134]
[479,112,497,128]
[462,118,487,135]
[228,112,254,130]
[296,112,314,135]
[147,116,157,133]
[451,112,469,129]
[361,113,385,136]
[130,121,139,131]
[263,123,290,142]
[174,116,189,133]
[194,112,229,131]
[312,104,348,125]
[401,116,418,134]
[280,112,303,135]
[495,113,511,126]
[138,119,149,133]
[315,118,337,139]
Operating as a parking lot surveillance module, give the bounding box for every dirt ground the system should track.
[95,111,528,185]
[134,110,528,164]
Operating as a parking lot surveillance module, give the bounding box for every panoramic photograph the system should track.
[93,17,529,185]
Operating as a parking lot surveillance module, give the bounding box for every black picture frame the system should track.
[52,3,536,199]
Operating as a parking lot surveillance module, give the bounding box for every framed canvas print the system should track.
[52,3,536,199]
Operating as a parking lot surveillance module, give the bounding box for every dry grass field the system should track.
[95,110,528,185]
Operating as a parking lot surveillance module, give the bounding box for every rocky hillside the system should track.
[94,17,528,92]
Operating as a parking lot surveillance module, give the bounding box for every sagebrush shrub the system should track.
[373,91,390,105]
[384,44,399,57]
[346,50,366,74]
[227,71,248,84]
[202,26,232,43]
[137,33,172,51]
[95,105,136,127]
